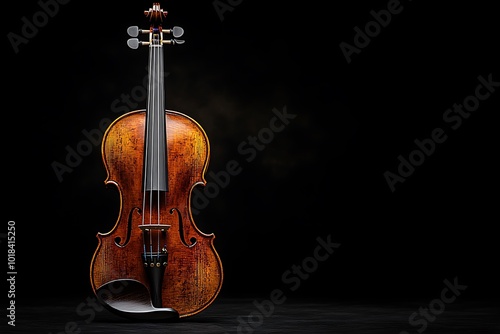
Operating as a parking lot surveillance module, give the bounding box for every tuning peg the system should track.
[173,26,184,38]
[127,38,140,49]
[127,26,149,37]
[127,26,139,37]
[165,26,184,38]
[162,39,185,45]
[127,38,147,49]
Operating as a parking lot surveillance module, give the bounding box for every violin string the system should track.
[156,39,162,260]
[148,34,157,261]
[149,36,158,262]
[141,35,155,260]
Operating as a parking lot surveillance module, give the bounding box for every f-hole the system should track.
[115,207,141,247]
[170,208,196,247]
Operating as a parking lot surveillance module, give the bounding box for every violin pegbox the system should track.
[127,2,185,49]
[145,3,167,23]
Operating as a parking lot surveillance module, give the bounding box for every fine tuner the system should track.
[127,25,185,49]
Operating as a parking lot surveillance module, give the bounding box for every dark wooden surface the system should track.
[4,297,499,333]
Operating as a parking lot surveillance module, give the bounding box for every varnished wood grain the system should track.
[90,109,223,318]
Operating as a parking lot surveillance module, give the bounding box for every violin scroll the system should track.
[144,3,167,22]
[127,3,184,49]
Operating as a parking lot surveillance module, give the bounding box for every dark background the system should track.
[4,0,498,315]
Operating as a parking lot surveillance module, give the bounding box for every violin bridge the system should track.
[138,224,171,232]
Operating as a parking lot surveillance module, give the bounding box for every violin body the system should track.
[90,3,222,320]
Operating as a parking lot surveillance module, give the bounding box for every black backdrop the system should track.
[4,0,499,307]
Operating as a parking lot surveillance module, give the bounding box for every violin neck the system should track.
[144,34,168,192]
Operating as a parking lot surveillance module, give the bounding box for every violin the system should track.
[90,2,223,320]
